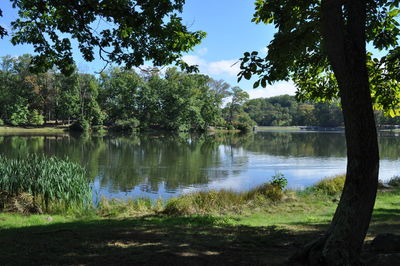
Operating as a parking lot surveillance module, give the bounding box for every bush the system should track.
[112,118,140,132]
[270,172,288,190]
[388,176,400,187]
[28,110,44,126]
[0,154,91,213]
[0,119,4,126]
[313,174,346,195]
[10,104,29,126]
[70,118,90,132]
[232,113,256,131]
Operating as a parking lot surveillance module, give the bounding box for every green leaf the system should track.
[253,80,260,88]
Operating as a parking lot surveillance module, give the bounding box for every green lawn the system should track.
[0,126,67,134]
[1,189,399,265]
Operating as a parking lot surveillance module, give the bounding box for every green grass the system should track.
[256,126,301,131]
[2,188,400,229]
[0,126,67,134]
[1,189,399,265]
[1,182,400,265]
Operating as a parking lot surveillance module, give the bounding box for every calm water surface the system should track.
[0,131,399,200]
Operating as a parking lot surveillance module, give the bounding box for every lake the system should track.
[0,131,399,200]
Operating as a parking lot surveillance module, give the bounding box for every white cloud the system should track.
[208,59,240,76]
[181,55,240,77]
[197,47,208,56]
[260,47,268,56]
[181,55,206,66]
[246,81,297,99]
[182,52,297,99]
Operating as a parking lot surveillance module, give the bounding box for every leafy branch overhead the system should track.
[238,0,400,116]
[7,0,206,75]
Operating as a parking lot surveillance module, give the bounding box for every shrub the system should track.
[232,113,256,131]
[0,154,91,213]
[28,110,44,125]
[313,174,346,195]
[10,104,29,126]
[270,172,288,190]
[70,118,90,132]
[0,119,4,126]
[388,176,400,187]
[112,118,140,132]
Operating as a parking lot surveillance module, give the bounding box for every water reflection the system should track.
[0,131,399,199]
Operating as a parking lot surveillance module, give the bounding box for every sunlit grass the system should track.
[0,126,66,133]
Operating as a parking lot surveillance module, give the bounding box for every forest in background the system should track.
[0,54,398,132]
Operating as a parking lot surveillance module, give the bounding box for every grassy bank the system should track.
[0,125,67,134]
[1,176,400,265]
[256,126,301,131]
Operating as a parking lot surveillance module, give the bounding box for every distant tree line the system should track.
[0,55,397,131]
[244,95,400,127]
[0,54,253,131]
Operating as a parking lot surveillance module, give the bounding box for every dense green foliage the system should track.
[1,55,398,130]
[244,95,344,127]
[0,154,91,212]
[5,0,205,75]
[0,55,256,131]
[239,1,400,115]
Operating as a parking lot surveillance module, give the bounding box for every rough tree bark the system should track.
[292,1,380,265]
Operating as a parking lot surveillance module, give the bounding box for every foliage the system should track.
[0,154,91,212]
[9,104,29,126]
[239,0,400,114]
[8,0,206,75]
[231,112,256,131]
[0,119,3,126]
[70,118,90,132]
[244,95,344,127]
[388,176,400,187]
[112,118,140,132]
[28,110,44,126]
[2,55,383,131]
[270,172,288,190]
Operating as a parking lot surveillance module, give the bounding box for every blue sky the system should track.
[0,0,297,98]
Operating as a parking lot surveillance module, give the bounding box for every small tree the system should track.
[28,110,44,126]
[10,104,29,126]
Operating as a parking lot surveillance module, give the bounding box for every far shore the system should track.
[1,124,399,134]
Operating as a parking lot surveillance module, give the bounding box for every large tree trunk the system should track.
[292,1,380,265]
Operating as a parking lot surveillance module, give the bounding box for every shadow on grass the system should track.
[2,205,400,266]
[0,215,322,266]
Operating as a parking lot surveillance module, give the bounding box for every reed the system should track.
[0,154,91,212]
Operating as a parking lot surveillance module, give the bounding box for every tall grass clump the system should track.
[0,154,91,213]
[163,173,289,216]
[313,174,346,196]
[97,197,162,217]
[163,190,245,216]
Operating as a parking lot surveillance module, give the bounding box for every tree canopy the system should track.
[239,0,400,115]
[3,0,206,75]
